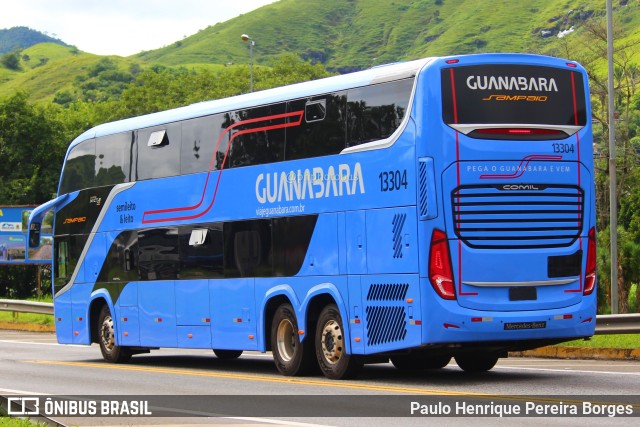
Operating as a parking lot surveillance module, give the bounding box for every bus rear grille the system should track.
[365,306,407,346]
[452,184,584,249]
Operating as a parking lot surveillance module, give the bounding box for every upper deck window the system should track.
[59,139,96,195]
[346,78,414,147]
[136,123,181,180]
[95,131,133,186]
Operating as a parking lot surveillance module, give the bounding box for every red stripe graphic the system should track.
[142,110,304,224]
[567,71,584,293]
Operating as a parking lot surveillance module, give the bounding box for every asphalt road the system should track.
[1,330,638,426]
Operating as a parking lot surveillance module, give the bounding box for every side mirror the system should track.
[29,222,41,248]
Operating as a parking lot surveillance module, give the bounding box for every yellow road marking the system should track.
[27,359,476,396]
[25,360,640,410]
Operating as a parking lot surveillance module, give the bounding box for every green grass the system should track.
[560,334,639,349]
[0,417,48,426]
[0,311,53,325]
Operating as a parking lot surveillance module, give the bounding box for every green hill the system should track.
[1,0,640,103]
[136,0,637,71]
[0,44,146,103]
[0,26,67,54]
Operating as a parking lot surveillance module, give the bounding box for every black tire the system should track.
[391,354,452,371]
[97,305,131,363]
[271,303,315,376]
[315,304,362,380]
[213,349,243,359]
[454,353,499,373]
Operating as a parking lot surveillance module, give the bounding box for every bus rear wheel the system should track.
[271,303,315,376]
[315,304,362,380]
[454,352,499,373]
[213,349,243,359]
[391,354,451,371]
[97,305,131,363]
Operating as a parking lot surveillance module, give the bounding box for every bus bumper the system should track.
[421,278,597,346]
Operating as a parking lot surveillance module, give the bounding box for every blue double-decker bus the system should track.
[29,53,596,379]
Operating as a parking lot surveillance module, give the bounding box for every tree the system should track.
[560,16,640,313]
[0,92,66,204]
[1,52,20,70]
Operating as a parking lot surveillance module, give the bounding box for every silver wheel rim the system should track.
[276,318,296,362]
[100,315,115,354]
[321,319,343,365]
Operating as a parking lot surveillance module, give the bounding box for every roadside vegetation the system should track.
[0,417,48,427]
[561,334,639,349]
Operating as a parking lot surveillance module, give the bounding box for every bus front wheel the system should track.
[315,304,362,380]
[271,303,314,376]
[454,352,499,373]
[97,305,131,363]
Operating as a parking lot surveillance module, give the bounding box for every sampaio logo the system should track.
[63,216,87,224]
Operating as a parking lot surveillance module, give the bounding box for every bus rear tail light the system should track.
[583,227,597,296]
[470,128,567,140]
[429,229,456,300]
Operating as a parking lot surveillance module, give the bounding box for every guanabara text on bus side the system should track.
[29,53,596,379]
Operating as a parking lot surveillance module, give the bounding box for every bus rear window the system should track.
[441,64,586,137]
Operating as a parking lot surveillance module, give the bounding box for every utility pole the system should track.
[241,34,255,92]
[606,0,618,313]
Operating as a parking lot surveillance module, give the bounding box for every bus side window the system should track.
[180,114,228,175]
[224,220,273,278]
[136,123,181,180]
[346,78,414,147]
[95,131,134,187]
[305,99,326,122]
[179,224,224,279]
[272,216,318,276]
[285,92,346,161]
[59,139,96,194]
[97,231,139,283]
[138,228,180,280]
[227,103,286,168]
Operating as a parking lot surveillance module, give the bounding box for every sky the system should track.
[0,0,278,56]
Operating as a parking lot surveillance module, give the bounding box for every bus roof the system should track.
[70,57,434,149]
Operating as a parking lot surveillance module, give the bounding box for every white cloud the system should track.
[0,0,277,56]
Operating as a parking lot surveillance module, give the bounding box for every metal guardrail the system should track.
[0,299,54,315]
[594,313,640,335]
[0,299,638,334]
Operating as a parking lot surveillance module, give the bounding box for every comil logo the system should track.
[498,184,546,191]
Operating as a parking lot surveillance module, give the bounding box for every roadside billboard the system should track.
[0,206,52,264]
